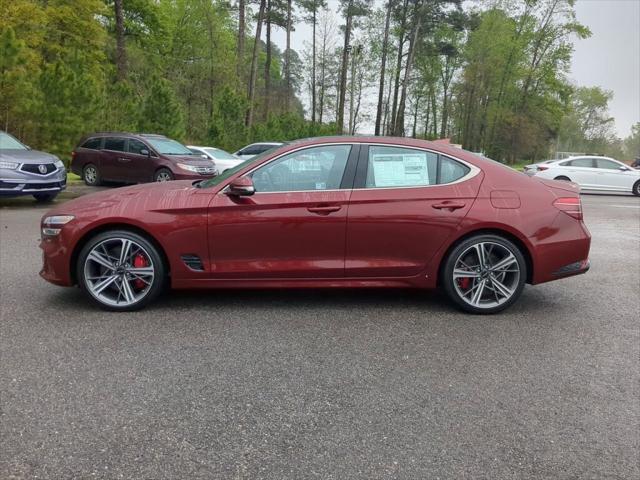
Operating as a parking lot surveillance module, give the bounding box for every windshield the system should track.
[204,148,238,160]
[146,137,193,155]
[0,132,27,150]
[198,147,282,189]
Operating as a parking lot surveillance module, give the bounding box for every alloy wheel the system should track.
[83,238,155,307]
[452,241,521,309]
[84,166,97,184]
[156,171,172,182]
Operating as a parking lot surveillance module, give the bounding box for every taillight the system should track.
[553,197,582,220]
[71,151,76,159]
[537,165,549,171]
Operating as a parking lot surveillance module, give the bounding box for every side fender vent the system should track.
[181,254,204,271]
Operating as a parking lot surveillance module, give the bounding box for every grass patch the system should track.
[67,172,83,184]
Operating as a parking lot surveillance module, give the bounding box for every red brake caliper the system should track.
[458,277,471,290]
[132,253,148,290]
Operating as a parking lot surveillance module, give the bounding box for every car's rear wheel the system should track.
[77,230,166,311]
[154,168,174,182]
[633,180,640,196]
[33,193,58,203]
[554,175,571,181]
[83,164,101,186]
[442,234,527,314]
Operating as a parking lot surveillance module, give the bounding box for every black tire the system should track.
[76,230,166,311]
[83,164,101,186]
[154,168,174,182]
[633,180,640,197]
[441,234,527,314]
[33,193,58,203]
[554,176,571,182]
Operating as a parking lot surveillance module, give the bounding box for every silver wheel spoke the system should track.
[119,239,133,265]
[474,243,487,267]
[88,251,115,271]
[121,278,136,304]
[454,269,480,279]
[490,253,517,272]
[489,276,514,299]
[92,274,118,295]
[470,279,486,305]
[127,266,154,276]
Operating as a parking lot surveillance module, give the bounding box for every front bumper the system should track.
[0,167,67,197]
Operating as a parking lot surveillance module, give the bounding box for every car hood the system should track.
[167,155,213,165]
[45,180,197,220]
[0,149,59,163]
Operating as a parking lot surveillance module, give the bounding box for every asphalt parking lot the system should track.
[1,193,638,479]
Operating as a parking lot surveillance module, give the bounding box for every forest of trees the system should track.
[0,0,638,166]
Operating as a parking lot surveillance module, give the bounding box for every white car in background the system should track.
[530,156,640,196]
[187,146,243,173]
[234,142,283,160]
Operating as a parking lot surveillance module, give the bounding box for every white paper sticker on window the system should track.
[371,153,429,187]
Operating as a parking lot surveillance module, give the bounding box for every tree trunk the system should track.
[246,0,266,128]
[337,1,353,133]
[285,0,292,111]
[389,0,409,134]
[311,9,317,123]
[375,0,392,136]
[237,0,245,80]
[393,11,420,137]
[114,0,127,80]
[264,0,271,120]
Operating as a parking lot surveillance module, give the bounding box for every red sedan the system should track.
[40,137,591,313]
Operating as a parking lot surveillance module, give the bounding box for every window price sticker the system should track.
[371,153,429,187]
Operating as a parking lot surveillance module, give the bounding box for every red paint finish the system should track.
[41,136,590,297]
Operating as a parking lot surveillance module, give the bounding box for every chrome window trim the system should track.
[220,141,480,195]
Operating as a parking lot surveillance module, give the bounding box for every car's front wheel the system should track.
[442,234,527,314]
[33,193,58,203]
[77,230,166,311]
[633,180,640,197]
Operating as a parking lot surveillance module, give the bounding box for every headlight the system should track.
[177,163,200,173]
[42,215,75,236]
[54,159,65,169]
[0,161,19,170]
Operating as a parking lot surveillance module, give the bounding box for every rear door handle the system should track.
[432,201,466,211]
[307,205,342,215]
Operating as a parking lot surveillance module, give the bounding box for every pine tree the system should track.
[139,78,185,140]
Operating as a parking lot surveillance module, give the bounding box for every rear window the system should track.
[103,137,126,152]
[565,158,594,167]
[81,138,102,150]
[439,155,470,184]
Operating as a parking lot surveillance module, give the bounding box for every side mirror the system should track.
[140,149,150,156]
[618,166,630,171]
[226,176,255,196]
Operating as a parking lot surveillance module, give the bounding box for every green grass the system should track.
[67,172,83,184]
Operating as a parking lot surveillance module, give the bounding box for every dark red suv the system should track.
[71,133,217,185]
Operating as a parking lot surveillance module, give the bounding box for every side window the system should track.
[81,138,101,150]
[365,146,438,188]
[568,158,594,168]
[128,139,148,155]
[439,155,470,184]
[251,145,351,192]
[595,158,620,170]
[103,137,126,152]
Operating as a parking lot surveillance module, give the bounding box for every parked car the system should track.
[631,157,640,169]
[40,136,591,313]
[187,145,243,172]
[0,131,66,202]
[71,133,217,186]
[234,142,283,160]
[522,159,562,176]
[530,155,640,196]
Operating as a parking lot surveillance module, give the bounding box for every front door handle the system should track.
[118,157,131,163]
[432,201,466,211]
[307,205,342,215]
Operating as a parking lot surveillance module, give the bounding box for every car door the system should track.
[345,145,482,278]
[127,138,155,182]
[207,144,358,279]
[558,158,597,187]
[100,137,129,181]
[592,158,633,191]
